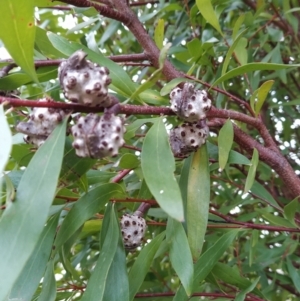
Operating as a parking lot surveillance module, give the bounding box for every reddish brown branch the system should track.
[111,168,132,183]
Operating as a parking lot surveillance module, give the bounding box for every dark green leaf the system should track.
[128,231,166,301]
[54,183,125,251]
[81,204,119,301]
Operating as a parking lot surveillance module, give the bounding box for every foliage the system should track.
[1,0,300,300]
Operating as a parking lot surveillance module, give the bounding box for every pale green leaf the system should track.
[141,118,184,221]
[0,118,67,300]
[37,260,56,301]
[196,0,223,36]
[218,119,234,170]
[0,106,12,192]
[244,148,259,193]
[154,19,164,49]
[212,63,300,87]
[9,214,60,301]
[255,80,274,116]
[0,0,37,82]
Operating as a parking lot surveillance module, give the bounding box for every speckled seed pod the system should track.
[58,50,112,107]
[120,214,147,250]
[169,122,209,157]
[170,83,211,122]
[15,98,66,147]
[71,112,125,158]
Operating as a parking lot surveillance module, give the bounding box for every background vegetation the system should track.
[1,0,300,300]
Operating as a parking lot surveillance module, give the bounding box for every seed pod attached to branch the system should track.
[15,98,67,147]
[58,50,112,107]
[170,83,211,122]
[169,120,209,157]
[71,112,125,158]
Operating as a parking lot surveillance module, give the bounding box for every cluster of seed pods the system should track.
[169,83,211,157]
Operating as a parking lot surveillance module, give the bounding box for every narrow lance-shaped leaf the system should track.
[234,277,260,301]
[154,19,164,49]
[128,231,165,301]
[187,145,210,261]
[284,197,300,227]
[212,62,300,87]
[166,218,194,296]
[9,214,60,301]
[196,0,223,36]
[0,106,12,192]
[173,230,240,301]
[255,80,274,116]
[54,183,125,251]
[103,205,129,301]
[0,118,67,300]
[244,148,259,193]
[37,260,56,301]
[81,203,119,301]
[218,119,234,170]
[141,118,184,221]
[0,0,37,82]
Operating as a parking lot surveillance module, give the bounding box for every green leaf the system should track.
[232,14,245,40]
[159,42,172,69]
[81,204,120,301]
[251,181,281,210]
[173,230,239,300]
[187,145,210,261]
[141,118,184,221]
[244,148,259,193]
[124,118,154,140]
[196,0,223,36]
[284,197,300,227]
[0,0,37,82]
[37,260,56,301]
[0,118,67,300]
[255,80,274,116]
[128,231,165,301]
[118,153,140,169]
[0,106,12,191]
[166,218,194,296]
[221,29,248,77]
[234,277,260,301]
[218,119,234,170]
[160,78,190,96]
[9,214,60,301]
[286,257,300,292]
[154,19,164,49]
[235,37,248,66]
[194,230,239,284]
[54,183,124,251]
[262,212,296,228]
[212,63,300,87]
[103,206,129,301]
[211,263,264,298]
